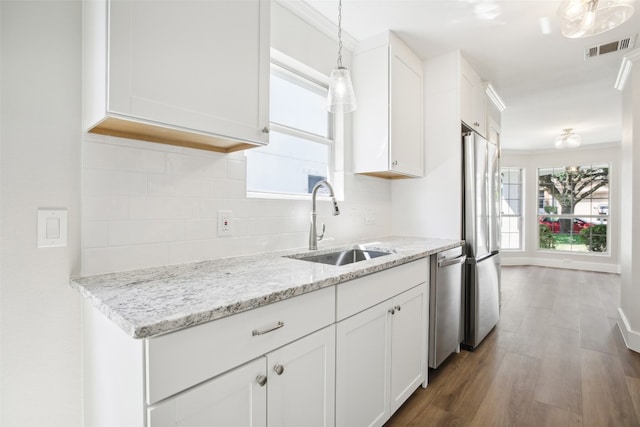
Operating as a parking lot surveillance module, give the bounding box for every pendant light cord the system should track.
[337,0,343,68]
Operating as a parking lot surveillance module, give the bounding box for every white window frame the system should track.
[536,164,610,255]
[246,50,337,200]
[500,167,524,251]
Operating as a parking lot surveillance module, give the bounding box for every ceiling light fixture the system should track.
[555,128,582,149]
[558,0,635,38]
[327,0,357,114]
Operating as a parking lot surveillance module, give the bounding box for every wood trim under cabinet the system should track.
[89,116,261,153]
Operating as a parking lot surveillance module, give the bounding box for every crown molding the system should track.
[484,83,506,112]
[615,47,640,91]
[275,0,358,52]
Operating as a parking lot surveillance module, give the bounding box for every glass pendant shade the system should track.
[558,0,635,38]
[555,128,582,149]
[327,66,357,114]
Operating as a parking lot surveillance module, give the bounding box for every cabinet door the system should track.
[390,48,423,177]
[108,0,269,145]
[336,302,391,427]
[147,357,267,427]
[268,326,336,427]
[460,57,486,137]
[390,283,428,413]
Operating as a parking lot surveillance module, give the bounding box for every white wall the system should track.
[1,1,82,426]
[618,51,640,352]
[501,144,621,273]
[81,2,391,275]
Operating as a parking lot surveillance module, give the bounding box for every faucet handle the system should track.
[317,223,326,242]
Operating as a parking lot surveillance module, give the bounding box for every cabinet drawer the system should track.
[337,259,428,321]
[146,286,335,404]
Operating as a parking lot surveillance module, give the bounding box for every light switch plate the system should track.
[37,209,68,248]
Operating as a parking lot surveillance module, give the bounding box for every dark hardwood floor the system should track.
[385,265,640,426]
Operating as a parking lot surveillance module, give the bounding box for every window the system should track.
[537,164,609,253]
[246,61,333,197]
[501,167,523,250]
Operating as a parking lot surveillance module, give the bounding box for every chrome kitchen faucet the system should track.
[309,180,340,250]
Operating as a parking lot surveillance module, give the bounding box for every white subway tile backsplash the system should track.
[251,199,295,217]
[129,196,199,220]
[168,239,228,265]
[83,169,147,196]
[214,178,246,199]
[82,244,169,275]
[83,196,129,221]
[84,140,165,173]
[166,152,227,178]
[81,137,392,275]
[82,221,109,248]
[226,158,247,180]
[199,199,253,219]
[147,174,214,198]
[183,219,219,241]
[108,220,184,246]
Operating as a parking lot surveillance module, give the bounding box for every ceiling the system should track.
[302,0,639,151]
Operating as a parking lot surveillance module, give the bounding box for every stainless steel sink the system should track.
[288,248,392,266]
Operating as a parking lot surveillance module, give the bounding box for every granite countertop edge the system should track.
[70,237,463,339]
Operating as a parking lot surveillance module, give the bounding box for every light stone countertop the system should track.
[70,236,463,339]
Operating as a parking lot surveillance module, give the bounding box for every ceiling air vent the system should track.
[584,35,637,60]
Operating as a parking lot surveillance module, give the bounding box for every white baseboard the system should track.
[617,308,640,353]
[501,256,620,274]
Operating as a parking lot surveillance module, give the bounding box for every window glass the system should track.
[501,167,523,250]
[246,131,330,195]
[537,164,609,253]
[246,62,333,196]
[270,71,329,138]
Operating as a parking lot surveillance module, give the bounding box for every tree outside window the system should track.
[537,164,609,253]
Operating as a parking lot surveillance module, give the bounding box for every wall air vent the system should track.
[585,35,637,60]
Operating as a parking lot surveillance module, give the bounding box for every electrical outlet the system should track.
[218,210,233,236]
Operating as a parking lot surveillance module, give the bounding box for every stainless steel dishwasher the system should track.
[429,246,466,369]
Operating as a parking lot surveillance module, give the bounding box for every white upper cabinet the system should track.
[353,31,424,179]
[83,0,270,153]
[460,55,487,138]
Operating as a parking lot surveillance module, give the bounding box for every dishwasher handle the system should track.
[438,255,467,268]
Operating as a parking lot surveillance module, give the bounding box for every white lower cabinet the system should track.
[267,325,335,427]
[147,357,267,427]
[390,286,428,413]
[82,258,433,427]
[336,283,428,427]
[148,325,335,427]
[336,299,390,427]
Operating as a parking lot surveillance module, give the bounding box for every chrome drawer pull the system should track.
[252,321,284,336]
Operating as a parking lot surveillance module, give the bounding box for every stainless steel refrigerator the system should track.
[462,131,501,349]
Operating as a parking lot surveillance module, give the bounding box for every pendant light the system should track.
[558,0,635,38]
[327,0,357,114]
[555,128,582,149]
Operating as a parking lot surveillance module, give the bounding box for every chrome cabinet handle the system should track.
[256,375,267,387]
[261,126,270,134]
[252,321,284,336]
[388,307,396,315]
[273,364,284,375]
[392,160,398,166]
[395,305,402,312]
